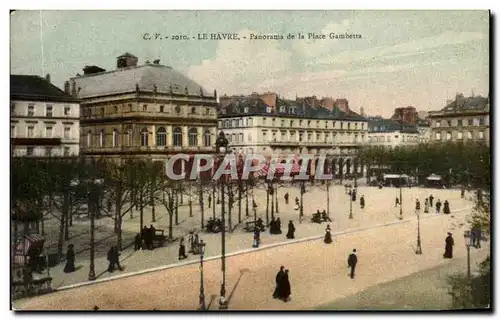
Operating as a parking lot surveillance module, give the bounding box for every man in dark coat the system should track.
[107,246,123,272]
[360,196,365,209]
[270,217,277,234]
[443,200,450,214]
[273,266,285,298]
[208,195,212,208]
[351,189,357,202]
[286,221,295,239]
[280,269,291,302]
[348,249,358,279]
[253,228,261,248]
[284,193,289,205]
[134,233,142,251]
[324,225,332,244]
[275,217,282,234]
[415,199,421,212]
[436,199,442,213]
[429,195,434,207]
[443,232,454,259]
[149,224,156,250]
[395,197,400,207]
[64,244,75,273]
[178,237,188,260]
[141,225,148,248]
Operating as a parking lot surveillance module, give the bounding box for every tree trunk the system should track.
[168,200,174,240]
[139,192,144,231]
[228,188,232,232]
[151,197,156,223]
[266,188,270,225]
[275,186,279,213]
[180,192,184,204]
[64,209,70,240]
[245,185,249,217]
[175,193,179,225]
[271,187,275,220]
[212,184,216,219]
[117,213,123,250]
[57,193,69,258]
[238,185,242,223]
[130,191,135,219]
[199,184,205,230]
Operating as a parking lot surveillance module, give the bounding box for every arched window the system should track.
[87,130,91,147]
[204,130,211,147]
[99,130,104,147]
[140,128,149,146]
[124,126,132,146]
[173,127,183,146]
[112,129,118,147]
[157,127,167,146]
[189,128,198,146]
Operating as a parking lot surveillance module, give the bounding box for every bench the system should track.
[152,229,166,248]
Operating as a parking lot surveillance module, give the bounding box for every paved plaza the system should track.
[28,184,473,290]
[15,204,489,310]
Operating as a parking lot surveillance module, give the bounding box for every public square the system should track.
[13,183,484,310]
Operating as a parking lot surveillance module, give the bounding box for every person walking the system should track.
[273,266,285,299]
[443,200,451,214]
[253,228,261,248]
[284,192,289,205]
[360,195,365,209]
[424,198,429,213]
[415,198,421,213]
[178,237,188,260]
[429,194,434,207]
[436,199,442,214]
[395,197,400,207]
[286,220,296,239]
[280,269,291,302]
[324,224,332,244]
[63,244,76,273]
[134,233,142,251]
[107,246,123,272]
[208,195,212,208]
[443,232,454,259]
[348,249,358,279]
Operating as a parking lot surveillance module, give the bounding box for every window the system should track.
[479,131,485,139]
[128,104,133,112]
[307,121,311,127]
[27,126,35,137]
[355,123,358,129]
[175,105,181,113]
[64,105,71,116]
[156,127,167,146]
[100,108,104,117]
[140,128,149,146]
[46,126,53,138]
[87,130,92,147]
[113,129,119,147]
[160,105,165,112]
[316,121,320,128]
[189,128,198,146]
[436,120,441,127]
[191,107,196,114]
[467,131,473,139]
[299,131,304,142]
[435,132,441,140]
[26,147,34,156]
[479,117,486,126]
[247,133,253,142]
[362,123,364,130]
[225,120,230,128]
[239,133,243,142]
[100,130,105,147]
[262,131,267,142]
[281,120,285,127]
[446,132,452,140]
[204,130,211,147]
[28,105,35,116]
[299,120,303,127]
[244,106,249,113]
[316,133,320,141]
[281,131,286,141]
[290,120,294,127]
[143,104,148,112]
[173,127,183,146]
[394,135,399,139]
[126,127,132,146]
[468,119,473,126]
[205,108,210,115]
[233,120,238,127]
[307,132,312,141]
[347,123,351,130]
[457,119,463,127]
[387,136,391,142]
[64,127,71,139]
[64,147,70,156]
[457,131,463,140]
[340,123,344,129]
[46,105,53,117]
[46,147,53,156]
[11,126,15,137]
[263,118,267,126]
[114,106,118,112]
[247,118,253,126]
[325,122,328,129]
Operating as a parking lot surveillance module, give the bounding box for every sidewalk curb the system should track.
[53,206,472,293]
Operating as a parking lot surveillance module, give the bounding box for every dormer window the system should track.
[280,106,286,113]
[266,106,272,113]
[244,106,249,113]
[191,107,196,114]
[175,105,181,113]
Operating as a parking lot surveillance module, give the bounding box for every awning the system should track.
[383,174,410,179]
[258,162,302,177]
[13,234,45,265]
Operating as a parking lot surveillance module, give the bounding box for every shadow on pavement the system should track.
[227,268,250,304]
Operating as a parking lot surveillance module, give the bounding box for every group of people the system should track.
[311,210,332,224]
[270,217,282,234]
[206,217,223,233]
[134,225,157,251]
[178,232,203,260]
[415,195,450,214]
[272,266,292,302]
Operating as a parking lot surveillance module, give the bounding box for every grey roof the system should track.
[441,95,489,112]
[368,117,419,134]
[11,75,78,102]
[72,64,213,99]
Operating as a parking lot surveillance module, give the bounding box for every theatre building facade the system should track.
[69,53,218,173]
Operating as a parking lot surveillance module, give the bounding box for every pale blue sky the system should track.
[10,10,489,116]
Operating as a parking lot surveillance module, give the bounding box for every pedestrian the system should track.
[208,195,212,208]
[352,189,357,202]
[429,195,434,207]
[149,224,156,250]
[324,224,332,244]
[107,246,123,272]
[280,269,291,302]
[321,210,332,222]
[360,195,365,209]
[141,225,148,248]
[424,198,429,213]
[275,217,282,234]
[436,199,442,214]
[134,233,142,251]
[253,228,260,248]
[188,231,194,253]
[461,189,465,199]
[395,197,400,207]
[270,217,277,234]
[178,237,187,260]
[348,249,358,279]
[273,266,285,299]
[443,232,454,259]
[192,233,200,254]
[472,227,482,248]
[415,198,420,212]
[284,192,289,205]
[443,200,450,214]
[63,244,75,273]
[286,220,296,239]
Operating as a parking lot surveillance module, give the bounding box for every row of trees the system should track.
[357,141,491,189]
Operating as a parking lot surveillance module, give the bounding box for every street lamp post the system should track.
[415,210,422,254]
[399,176,403,220]
[299,180,305,223]
[216,131,230,310]
[464,231,472,279]
[88,178,104,281]
[349,186,353,219]
[198,239,206,310]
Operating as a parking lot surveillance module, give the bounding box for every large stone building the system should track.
[69,53,218,167]
[10,74,80,157]
[367,117,420,148]
[218,93,369,177]
[428,93,490,143]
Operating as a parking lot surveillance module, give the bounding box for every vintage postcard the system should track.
[10,10,491,311]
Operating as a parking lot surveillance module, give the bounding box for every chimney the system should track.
[45,74,51,83]
[153,59,160,64]
[71,80,76,97]
[64,81,70,94]
[116,53,138,69]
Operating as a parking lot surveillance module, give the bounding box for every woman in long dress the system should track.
[286,221,295,239]
[280,269,291,302]
[63,244,75,273]
[324,225,332,244]
[443,232,454,258]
